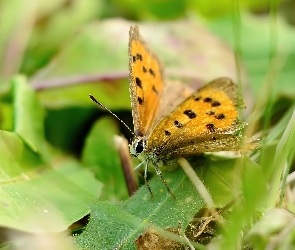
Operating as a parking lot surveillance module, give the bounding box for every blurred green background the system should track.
[0,0,295,239]
[1,0,295,203]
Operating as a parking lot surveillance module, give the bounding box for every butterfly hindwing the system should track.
[155,81,194,126]
[165,134,243,159]
[129,25,164,137]
[146,77,246,157]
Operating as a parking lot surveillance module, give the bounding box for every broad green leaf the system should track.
[37,81,130,110]
[203,155,240,207]
[75,166,204,249]
[82,116,128,201]
[0,130,102,232]
[12,76,45,154]
[0,101,13,131]
[33,20,238,109]
[195,155,265,208]
[20,0,103,76]
[0,131,43,178]
[75,152,263,249]
[75,202,144,250]
[0,76,102,233]
[240,157,267,215]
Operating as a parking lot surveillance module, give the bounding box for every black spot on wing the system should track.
[215,114,225,120]
[138,97,143,105]
[164,130,171,136]
[183,110,196,119]
[212,101,221,107]
[204,97,212,103]
[142,66,147,73]
[152,85,159,95]
[136,53,143,61]
[149,68,156,77]
[206,123,216,132]
[135,77,142,88]
[174,120,183,128]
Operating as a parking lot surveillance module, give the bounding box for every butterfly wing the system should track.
[129,26,164,137]
[154,80,194,126]
[165,134,257,159]
[146,77,246,159]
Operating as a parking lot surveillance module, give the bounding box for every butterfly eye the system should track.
[135,139,145,154]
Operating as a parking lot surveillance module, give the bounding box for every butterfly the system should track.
[90,25,255,197]
[127,25,253,196]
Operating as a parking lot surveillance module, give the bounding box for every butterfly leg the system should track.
[133,161,153,197]
[154,166,176,199]
[144,162,153,198]
[134,161,144,171]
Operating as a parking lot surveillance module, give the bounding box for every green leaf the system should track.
[0,130,102,232]
[0,131,43,177]
[82,116,128,201]
[75,166,204,249]
[12,75,45,154]
[20,0,103,75]
[75,153,264,249]
[75,202,144,250]
[0,76,102,233]
[240,157,267,215]
[203,155,239,207]
[32,20,238,109]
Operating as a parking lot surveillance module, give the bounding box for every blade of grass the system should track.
[267,107,295,209]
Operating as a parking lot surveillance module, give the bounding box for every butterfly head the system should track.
[130,136,166,168]
[129,137,146,160]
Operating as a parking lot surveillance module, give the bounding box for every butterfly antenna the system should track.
[89,94,134,136]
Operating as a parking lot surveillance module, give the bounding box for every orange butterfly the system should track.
[91,25,255,197]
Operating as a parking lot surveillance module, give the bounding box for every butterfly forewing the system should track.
[146,77,245,157]
[129,26,164,137]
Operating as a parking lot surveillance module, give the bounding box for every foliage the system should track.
[0,0,295,249]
